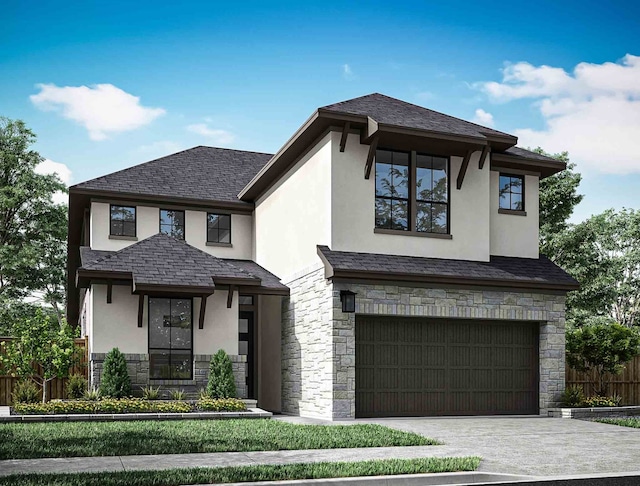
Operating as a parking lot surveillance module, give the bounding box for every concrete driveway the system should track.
[363,416,640,476]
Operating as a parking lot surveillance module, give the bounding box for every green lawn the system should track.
[0,457,482,486]
[0,419,439,459]
[595,417,640,428]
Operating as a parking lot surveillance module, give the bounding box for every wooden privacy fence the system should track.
[566,355,640,405]
[0,337,88,405]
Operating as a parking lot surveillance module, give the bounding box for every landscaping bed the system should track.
[0,419,439,459]
[594,417,640,428]
[0,457,481,486]
[548,405,640,419]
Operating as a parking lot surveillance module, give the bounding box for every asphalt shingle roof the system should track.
[72,146,273,203]
[80,234,266,289]
[321,93,515,140]
[501,146,562,163]
[318,246,579,289]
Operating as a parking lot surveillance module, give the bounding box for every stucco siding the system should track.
[185,211,253,259]
[193,290,239,356]
[254,132,332,280]
[331,132,491,261]
[490,172,540,258]
[90,202,159,251]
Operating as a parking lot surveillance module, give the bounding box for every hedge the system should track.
[13,397,247,415]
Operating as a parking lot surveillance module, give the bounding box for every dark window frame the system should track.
[374,149,411,231]
[148,296,194,380]
[159,209,186,240]
[109,204,137,237]
[374,149,451,235]
[206,212,232,244]
[499,173,525,211]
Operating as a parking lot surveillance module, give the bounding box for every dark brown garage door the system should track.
[355,316,539,417]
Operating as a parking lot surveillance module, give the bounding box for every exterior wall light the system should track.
[340,290,356,313]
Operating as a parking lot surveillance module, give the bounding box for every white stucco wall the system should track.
[254,132,332,279]
[331,131,491,261]
[185,211,252,259]
[89,284,238,356]
[90,202,159,251]
[490,172,539,258]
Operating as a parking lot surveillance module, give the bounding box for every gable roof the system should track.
[71,146,272,206]
[321,93,515,142]
[317,246,579,291]
[78,233,278,293]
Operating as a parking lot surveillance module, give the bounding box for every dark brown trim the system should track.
[133,282,215,295]
[206,211,232,245]
[137,294,144,328]
[206,241,233,248]
[106,281,113,304]
[491,166,540,177]
[498,172,526,212]
[364,136,379,180]
[456,150,473,190]
[109,203,137,238]
[373,121,491,146]
[499,208,527,216]
[491,153,565,179]
[69,187,255,214]
[227,286,235,309]
[479,145,489,170]
[374,228,452,239]
[339,122,350,152]
[409,151,417,232]
[108,235,138,241]
[231,286,289,296]
[213,277,261,286]
[199,295,207,329]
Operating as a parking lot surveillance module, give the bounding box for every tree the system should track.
[566,321,640,396]
[0,117,68,325]
[0,310,76,402]
[99,348,131,398]
[206,349,237,398]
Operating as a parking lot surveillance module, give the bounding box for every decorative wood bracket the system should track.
[478,145,489,170]
[364,136,379,180]
[456,150,473,190]
[106,280,112,304]
[339,122,350,152]
[199,295,207,329]
[227,285,236,309]
[137,294,144,328]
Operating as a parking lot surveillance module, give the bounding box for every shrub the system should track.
[13,398,192,415]
[206,349,237,399]
[99,348,131,398]
[66,373,88,399]
[561,385,586,407]
[12,379,40,404]
[583,395,622,407]
[141,385,161,400]
[170,389,186,401]
[197,397,247,412]
[83,387,100,401]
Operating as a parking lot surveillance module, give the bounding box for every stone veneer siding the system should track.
[282,267,566,420]
[90,353,247,399]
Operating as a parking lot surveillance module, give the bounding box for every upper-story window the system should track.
[499,174,524,211]
[110,205,136,237]
[160,209,185,239]
[207,213,231,244]
[375,149,449,234]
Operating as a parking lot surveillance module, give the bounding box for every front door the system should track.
[238,310,255,398]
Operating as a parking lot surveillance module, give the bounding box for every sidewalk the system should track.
[0,446,469,477]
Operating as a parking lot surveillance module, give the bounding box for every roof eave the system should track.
[491,153,567,179]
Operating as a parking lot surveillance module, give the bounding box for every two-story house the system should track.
[67,93,578,420]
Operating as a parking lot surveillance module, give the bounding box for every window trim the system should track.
[109,204,137,238]
[499,173,526,212]
[159,208,186,240]
[148,296,194,381]
[206,212,232,245]
[374,148,411,232]
[374,149,451,235]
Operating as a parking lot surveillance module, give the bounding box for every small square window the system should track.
[110,205,136,237]
[207,213,232,244]
[499,174,525,211]
[159,209,185,239]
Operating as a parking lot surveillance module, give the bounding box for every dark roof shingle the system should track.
[321,93,515,140]
[318,246,579,290]
[72,146,273,203]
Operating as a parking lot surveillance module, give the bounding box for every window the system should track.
[375,149,450,234]
[148,297,192,380]
[110,205,136,237]
[159,209,185,239]
[375,149,410,230]
[499,174,525,211]
[207,213,231,244]
[416,154,448,234]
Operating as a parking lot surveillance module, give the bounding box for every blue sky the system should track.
[2,0,639,221]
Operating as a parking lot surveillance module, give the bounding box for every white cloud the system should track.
[343,64,354,80]
[472,108,494,127]
[35,159,71,205]
[30,83,165,140]
[186,124,235,145]
[137,140,184,156]
[476,54,640,174]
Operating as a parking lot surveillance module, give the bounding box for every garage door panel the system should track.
[356,316,539,417]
